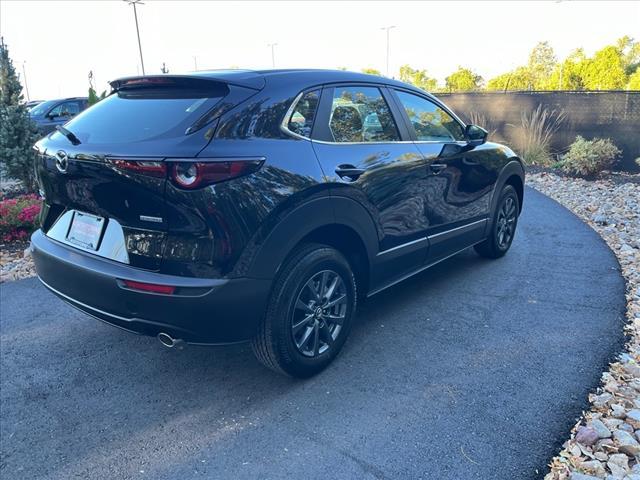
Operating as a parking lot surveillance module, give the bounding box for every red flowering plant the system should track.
[0,194,42,243]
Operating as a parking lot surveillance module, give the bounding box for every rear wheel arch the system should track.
[247,196,378,290]
[299,223,370,299]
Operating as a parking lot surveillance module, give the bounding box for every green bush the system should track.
[559,136,621,177]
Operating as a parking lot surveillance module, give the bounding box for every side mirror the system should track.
[465,124,488,147]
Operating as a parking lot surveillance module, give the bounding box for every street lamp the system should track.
[381,25,396,77]
[267,43,278,68]
[22,61,30,101]
[124,0,146,75]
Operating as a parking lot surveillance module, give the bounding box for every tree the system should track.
[628,67,640,90]
[361,68,382,76]
[582,45,627,90]
[616,36,640,75]
[444,67,483,92]
[528,41,557,89]
[0,37,39,192]
[399,65,437,91]
[548,49,588,90]
[87,70,106,106]
[487,66,532,91]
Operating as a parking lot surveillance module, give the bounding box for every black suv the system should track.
[32,70,524,377]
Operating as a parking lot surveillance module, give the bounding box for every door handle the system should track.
[429,163,447,174]
[335,165,365,181]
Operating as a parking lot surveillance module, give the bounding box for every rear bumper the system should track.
[31,229,271,343]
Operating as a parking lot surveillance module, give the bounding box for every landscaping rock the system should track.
[577,426,601,446]
[530,173,640,480]
[569,473,602,480]
[591,419,613,438]
[608,453,630,478]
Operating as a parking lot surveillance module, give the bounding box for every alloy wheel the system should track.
[291,270,347,357]
[496,196,517,249]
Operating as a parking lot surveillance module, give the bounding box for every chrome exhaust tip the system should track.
[157,332,185,349]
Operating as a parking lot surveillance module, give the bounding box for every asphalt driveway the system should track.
[0,187,626,480]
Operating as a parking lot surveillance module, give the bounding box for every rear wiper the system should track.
[55,125,81,145]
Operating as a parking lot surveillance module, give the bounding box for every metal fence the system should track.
[437,91,640,172]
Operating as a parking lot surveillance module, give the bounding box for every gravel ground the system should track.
[0,240,34,283]
[527,173,640,480]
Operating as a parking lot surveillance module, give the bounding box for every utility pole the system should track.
[381,25,396,77]
[193,56,198,71]
[124,0,146,75]
[22,61,30,101]
[267,43,277,68]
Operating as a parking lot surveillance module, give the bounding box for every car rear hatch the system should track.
[35,74,263,271]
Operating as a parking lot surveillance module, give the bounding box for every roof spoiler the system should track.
[109,73,266,92]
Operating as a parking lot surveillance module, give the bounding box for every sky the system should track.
[1,0,639,100]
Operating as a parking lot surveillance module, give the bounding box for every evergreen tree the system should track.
[0,37,39,192]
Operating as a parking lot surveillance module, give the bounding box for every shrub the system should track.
[0,194,41,242]
[558,136,621,177]
[509,105,565,166]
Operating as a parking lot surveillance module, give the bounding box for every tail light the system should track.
[112,157,264,189]
[169,158,264,189]
[112,159,167,178]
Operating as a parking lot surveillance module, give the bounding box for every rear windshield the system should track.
[57,87,227,144]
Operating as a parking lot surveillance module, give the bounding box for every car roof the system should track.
[111,69,436,98]
[44,97,88,102]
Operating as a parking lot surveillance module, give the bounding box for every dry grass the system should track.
[467,110,500,141]
[509,105,566,166]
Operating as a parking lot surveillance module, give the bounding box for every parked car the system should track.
[25,100,44,110]
[29,97,88,135]
[32,70,524,377]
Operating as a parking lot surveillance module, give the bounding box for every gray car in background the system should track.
[29,97,88,135]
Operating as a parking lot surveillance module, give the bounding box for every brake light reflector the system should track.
[112,159,167,178]
[121,280,176,295]
[169,159,264,189]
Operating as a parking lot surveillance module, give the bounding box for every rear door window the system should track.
[59,86,227,144]
[328,86,400,143]
[285,90,320,138]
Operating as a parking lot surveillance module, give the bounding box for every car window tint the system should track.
[395,91,464,142]
[287,90,320,138]
[60,89,224,144]
[329,87,399,143]
[61,101,80,115]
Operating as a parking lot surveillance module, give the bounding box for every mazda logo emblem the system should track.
[55,150,68,174]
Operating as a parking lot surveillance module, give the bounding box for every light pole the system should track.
[267,43,277,68]
[124,0,146,75]
[381,25,396,77]
[193,56,198,71]
[22,61,30,101]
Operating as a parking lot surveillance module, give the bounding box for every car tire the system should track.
[251,243,357,378]
[474,184,520,259]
